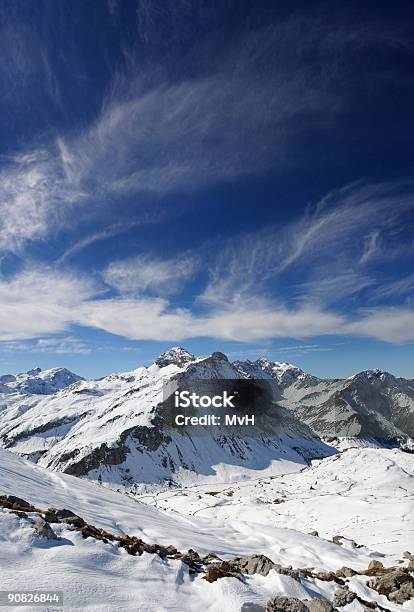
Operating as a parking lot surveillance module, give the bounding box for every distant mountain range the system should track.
[0,347,413,492]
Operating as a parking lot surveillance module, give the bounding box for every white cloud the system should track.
[370,273,414,301]
[73,295,345,342]
[296,273,375,308]
[346,308,414,343]
[0,12,411,259]
[0,263,413,345]
[57,212,165,263]
[193,304,345,342]
[0,178,413,346]
[103,254,197,296]
[0,148,84,254]
[277,182,414,273]
[0,267,97,340]
[1,336,90,355]
[0,15,349,257]
[0,265,346,343]
[360,230,380,264]
[201,181,414,307]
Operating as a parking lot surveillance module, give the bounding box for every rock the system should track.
[179,550,203,571]
[236,554,276,577]
[79,524,100,539]
[125,541,145,556]
[43,509,59,522]
[303,598,333,612]
[0,495,37,511]
[331,535,361,548]
[312,571,337,582]
[202,552,222,563]
[388,581,414,604]
[60,515,86,527]
[54,508,83,521]
[308,531,319,537]
[336,566,357,578]
[266,597,308,612]
[365,560,398,576]
[372,568,414,601]
[44,508,86,527]
[368,560,383,572]
[203,561,240,583]
[367,577,378,589]
[34,520,58,540]
[11,510,28,518]
[332,587,356,607]
[403,551,413,560]
[230,555,302,580]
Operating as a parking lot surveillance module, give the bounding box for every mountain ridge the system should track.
[0,347,413,493]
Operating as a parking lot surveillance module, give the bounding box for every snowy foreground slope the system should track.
[1,448,414,611]
[0,348,413,493]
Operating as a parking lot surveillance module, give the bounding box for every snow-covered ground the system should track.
[1,448,413,611]
[135,447,414,557]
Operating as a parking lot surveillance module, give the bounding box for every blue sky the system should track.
[0,0,414,378]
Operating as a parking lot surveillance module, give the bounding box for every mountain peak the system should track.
[350,368,395,383]
[155,347,196,369]
[1,366,83,395]
[255,359,303,382]
[211,351,228,362]
[27,367,42,375]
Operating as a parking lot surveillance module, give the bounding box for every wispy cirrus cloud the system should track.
[103,253,198,296]
[0,9,411,259]
[0,149,84,253]
[360,230,381,264]
[1,336,91,355]
[0,173,413,346]
[200,181,414,308]
[369,273,414,302]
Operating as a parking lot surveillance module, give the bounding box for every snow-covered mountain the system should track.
[235,359,414,443]
[0,366,83,395]
[0,350,332,491]
[0,349,413,494]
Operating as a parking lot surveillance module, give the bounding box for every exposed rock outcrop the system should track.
[266,597,308,612]
[368,568,414,603]
[34,519,58,540]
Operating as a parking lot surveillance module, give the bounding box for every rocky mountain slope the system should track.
[0,348,413,493]
[0,350,332,491]
[235,359,414,443]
